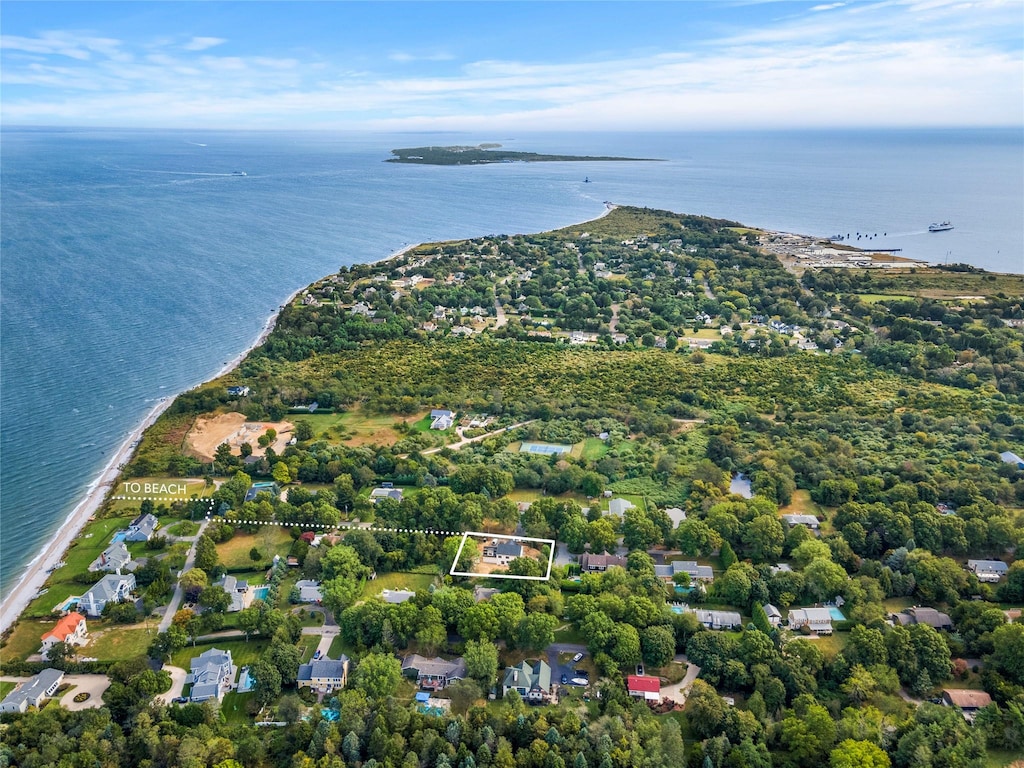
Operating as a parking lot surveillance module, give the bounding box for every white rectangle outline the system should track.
[450,531,556,581]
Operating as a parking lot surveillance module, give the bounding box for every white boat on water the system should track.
[928,221,953,232]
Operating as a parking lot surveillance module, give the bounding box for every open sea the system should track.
[1,127,1022,598]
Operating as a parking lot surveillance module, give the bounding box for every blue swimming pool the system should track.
[111,531,127,543]
[252,586,269,601]
[828,606,846,621]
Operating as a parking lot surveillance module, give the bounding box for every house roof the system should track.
[503,660,551,692]
[84,573,135,603]
[381,589,416,604]
[491,541,523,557]
[129,513,159,535]
[897,606,953,629]
[654,560,714,580]
[42,612,85,643]
[297,657,349,681]
[781,514,820,527]
[694,609,742,627]
[763,604,782,618]
[580,553,628,570]
[608,498,636,516]
[967,559,1008,574]
[627,675,661,694]
[0,669,64,710]
[943,689,992,709]
[431,409,454,418]
[789,607,833,623]
[402,655,466,679]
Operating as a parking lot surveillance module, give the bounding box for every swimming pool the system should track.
[252,586,270,601]
[111,531,127,543]
[827,606,846,621]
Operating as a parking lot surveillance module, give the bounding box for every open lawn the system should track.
[298,408,431,448]
[804,632,849,657]
[107,478,211,514]
[328,635,357,660]
[171,639,269,671]
[362,571,437,600]
[89,627,155,661]
[216,528,293,569]
[297,635,320,662]
[0,681,17,699]
[221,691,254,725]
[2,619,51,661]
[578,438,609,461]
[166,520,199,537]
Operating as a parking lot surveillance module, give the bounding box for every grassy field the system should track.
[296,635,320,662]
[166,520,199,537]
[216,527,294,569]
[297,408,431,447]
[170,639,268,671]
[2,618,51,661]
[803,632,849,657]
[107,477,212,514]
[578,438,610,461]
[220,690,254,725]
[88,627,154,661]
[0,681,17,698]
[856,293,918,304]
[362,571,437,600]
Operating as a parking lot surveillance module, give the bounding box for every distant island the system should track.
[387,143,659,165]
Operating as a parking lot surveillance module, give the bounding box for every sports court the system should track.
[519,441,572,455]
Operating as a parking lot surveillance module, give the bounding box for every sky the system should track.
[1,1,1021,130]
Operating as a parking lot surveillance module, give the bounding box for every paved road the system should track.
[545,642,589,688]
[158,518,211,632]
[494,297,507,328]
[154,666,188,705]
[660,658,700,706]
[423,420,536,455]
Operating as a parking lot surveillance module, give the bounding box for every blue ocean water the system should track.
[1,128,1021,597]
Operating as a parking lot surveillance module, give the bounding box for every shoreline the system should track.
[0,287,304,636]
[0,200,619,636]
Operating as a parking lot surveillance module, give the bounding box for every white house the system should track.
[78,574,136,618]
[187,648,235,703]
[967,560,1009,583]
[295,579,323,603]
[788,607,834,634]
[430,409,455,430]
[482,539,523,565]
[693,609,743,630]
[124,513,159,542]
[781,514,820,529]
[0,669,64,713]
[40,612,88,653]
[763,604,783,628]
[89,541,132,573]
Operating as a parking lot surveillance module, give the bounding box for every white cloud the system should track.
[183,36,226,51]
[811,3,846,10]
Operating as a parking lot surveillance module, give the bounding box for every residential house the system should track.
[503,660,552,704]
[769,564,793,574]
[79,573,136,618]
[788,607,834,634]
[370,487,404,503]
[693,609,743,630]
[763,604,782,628]
[124,512,159,542]
[664,507,687,527]
[430,409,455,430]
[213,574,249,612]
[295,579,323,603]
[401,655,467,690]
[482,539,523,565]
[967,560,1009,582]
[608,498,636,518]
[781,514,820,529]
[579,552,628,572]
[297,656,350,694]
[653,560,715,583]
[226,386,250,397]
[999,451,1024,470]
[381,589,417,604]
[942,689,992,722]
[0,669,64,713]
[40,612,88,653]
[187,648,235,703]
[90,541,132,573]
[473,586,500,602]
[626,675,661,702]
[244,481,279,503]
[893,606,953,630]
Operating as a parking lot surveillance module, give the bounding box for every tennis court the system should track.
[520,442,572,455]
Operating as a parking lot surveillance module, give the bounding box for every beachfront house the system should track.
[401,654,467,691]
[967,559,1009,583]
[0,669,64,713]
[124,512,159,542]
[187,648,235,703]
[79,573,136,618]
[483,539,524,565]
[297,656,350,694]
[40,612,88,653]
[788,607,834,634]
[503,660,552,704]
[430,409,455,430]
[654,560,715,583]
[89,541,132,573]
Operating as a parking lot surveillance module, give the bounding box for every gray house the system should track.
[654,560,714,583]
[0,669,64,713]
[967,560,1009,583]
[503,660,552,704]
[188,648,235,702]
[124,513,159,542]
[79,573,136,617]
[402,654,467,690]
[89,541,132,573]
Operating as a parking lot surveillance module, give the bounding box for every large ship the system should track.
[928,221,953,232]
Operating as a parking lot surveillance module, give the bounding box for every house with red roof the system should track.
[627,675,661,702]
[40,612,87,653]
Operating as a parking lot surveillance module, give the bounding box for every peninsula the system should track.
[2,206,1022,768]
[387,143,658,164]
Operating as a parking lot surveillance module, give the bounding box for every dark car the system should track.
[560,674,568,685]
[172,697,187,704]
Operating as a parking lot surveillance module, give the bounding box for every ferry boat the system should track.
[928,221,953,232]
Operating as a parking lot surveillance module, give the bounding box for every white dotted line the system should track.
[114,496,217,504]
[202,511,458,537]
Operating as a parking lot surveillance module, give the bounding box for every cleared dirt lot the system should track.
[186,412,293,461]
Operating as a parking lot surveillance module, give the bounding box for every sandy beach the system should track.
[0,292,301,636]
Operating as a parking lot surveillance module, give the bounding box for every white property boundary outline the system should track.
[450,531,556,581]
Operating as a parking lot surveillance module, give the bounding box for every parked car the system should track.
[313,650,322,660]
[560,674,568,685]
[572,652,584,663]
[636,664,645,676]
[172,697,187,704]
